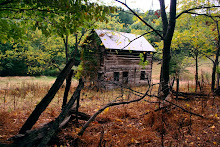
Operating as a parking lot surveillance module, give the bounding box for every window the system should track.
[98,73,103,81]
[140,71,145,80]
[114,72,119,81]
[123,72,128,84]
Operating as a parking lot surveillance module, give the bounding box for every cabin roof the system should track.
[95,29,156,52]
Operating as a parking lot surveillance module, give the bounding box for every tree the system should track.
[115,0,177,99]
[0,28,67,76]
[177,0,220,92]
[115,0,220,98]
[0,0,113,138]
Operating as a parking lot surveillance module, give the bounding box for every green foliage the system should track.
[139,53,149,68]
[0,0,116,76]
[0,42,28,76]
[130,10,162,43]
[155,4,219,76]
[0,29,65,76]
[169,50,192,76]
[216,66,220,73]
[76,32,101,80]
[117,9,134,26]
[95,14,125,32]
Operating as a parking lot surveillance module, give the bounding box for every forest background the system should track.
[0,0,218,78]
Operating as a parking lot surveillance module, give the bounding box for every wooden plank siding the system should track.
[97,50,153,89]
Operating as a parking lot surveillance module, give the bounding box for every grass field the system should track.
[0,76,56,90]
[0,60,219,146]
[152,59,213,81]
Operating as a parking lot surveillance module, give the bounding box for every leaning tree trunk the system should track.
[62,34,79,108]
[39,79,84,146]
[19,55,76,134]
[11,80,84,147]
[62,70,74,109]
[62,35,71,108]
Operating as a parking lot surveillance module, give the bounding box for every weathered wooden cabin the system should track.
[84,29,156,89]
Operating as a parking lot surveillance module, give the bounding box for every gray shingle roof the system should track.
[95,29,156,52]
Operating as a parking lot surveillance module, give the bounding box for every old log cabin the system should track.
[82,29,156,89]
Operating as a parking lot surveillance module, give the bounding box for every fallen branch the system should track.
[172,90,208,97]
[164,99,204,118]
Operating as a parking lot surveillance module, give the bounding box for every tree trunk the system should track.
[39,79,84,146]
[12,80,84,146]
[19,56,76,134]
[161,41,171,98]
[62,34,79,108]
[211,21,220,92]
[159,0,177,99]
[64,35,69,64]
[176,74,179,100]
[62,70,74,109]
[195,50,199,93]
[211,58,218,92]
[62,35,71,108]
[75,91,80,126]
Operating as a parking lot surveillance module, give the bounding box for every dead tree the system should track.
[10,79,84,146]
[19,56,77,134]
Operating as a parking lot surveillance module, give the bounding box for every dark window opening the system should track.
[140,71,145,80]
[100,51,104,66]
[143,53,147,62]
[114,72,119,81]
[123,72,128,84]
[98,73,104,81]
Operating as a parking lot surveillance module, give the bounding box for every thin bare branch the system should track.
[115,0,163,39]
[176,5,220,19]
[164,99,204,118]
[78,84,151,136]
[122,30,155,49]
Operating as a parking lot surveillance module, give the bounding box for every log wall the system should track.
[97,49,153,89]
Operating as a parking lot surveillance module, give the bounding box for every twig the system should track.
[122,31,155,49]
[98,126,105,147]
[78,85,151,136]
[115,0,163,39]
[176,5,220,19]
[164,99,203,118]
